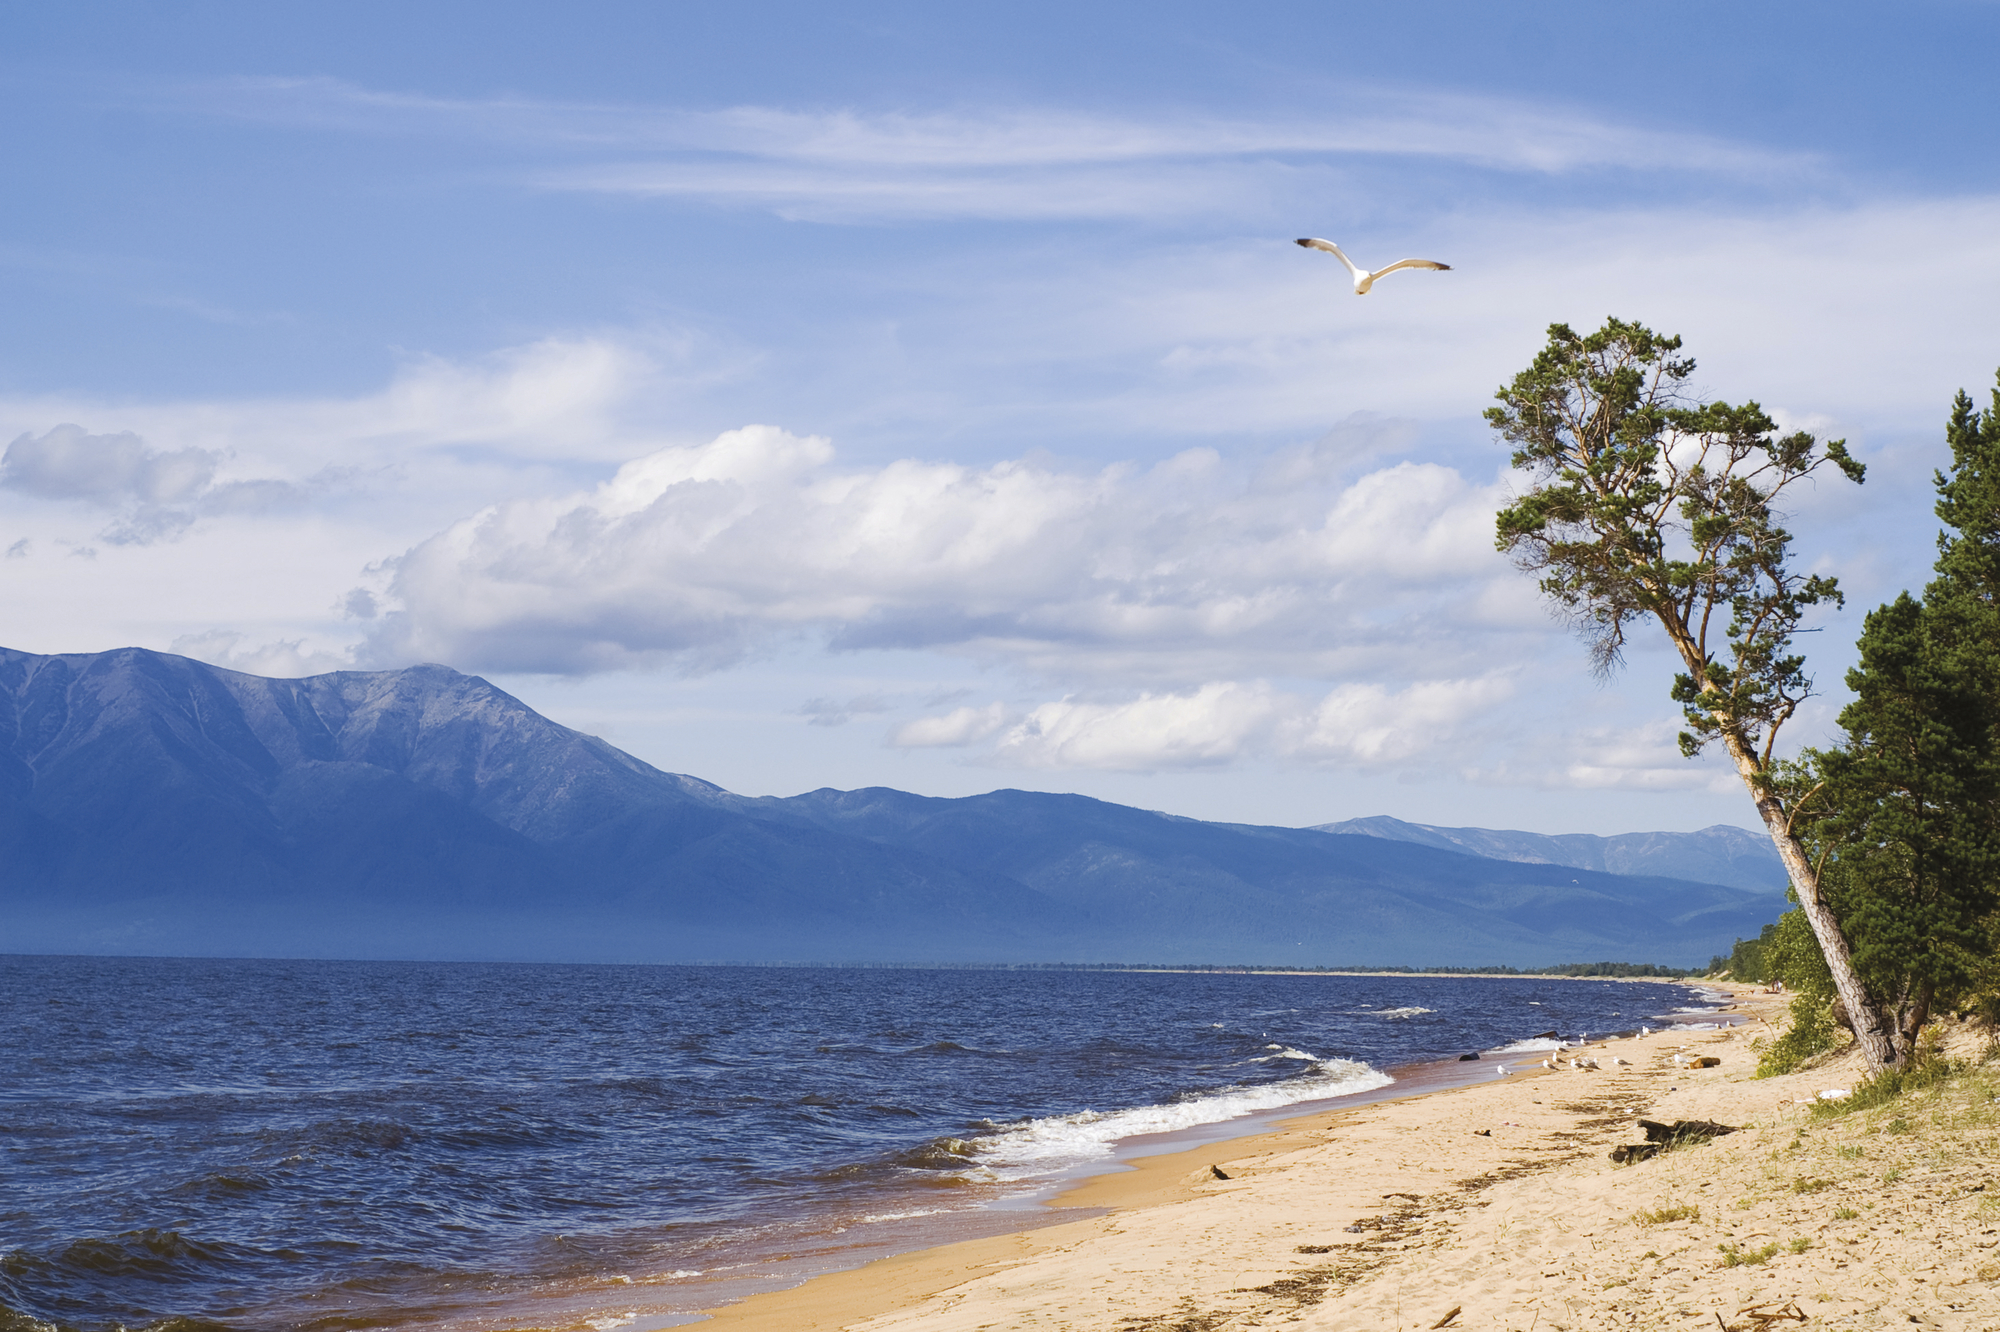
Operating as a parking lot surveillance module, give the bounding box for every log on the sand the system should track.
[1638,1118,1738,1144]
[1611,1119,1741,1164]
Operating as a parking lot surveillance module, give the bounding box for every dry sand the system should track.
[697,986,2000,1331]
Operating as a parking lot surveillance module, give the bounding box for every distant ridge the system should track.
[0,647,1788,966]
[1315,815,1786,894]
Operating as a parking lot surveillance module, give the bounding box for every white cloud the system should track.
[985,675,1514,772]
[890,702,1011,748]
[0,335,721,492]
[2,424,217,506]
[170,628,355,678]
[193,78,1813,224]
[362,424,1515,678]
[0,423,326,545]
[1465,718,1741,794]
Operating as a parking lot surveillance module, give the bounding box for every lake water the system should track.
[0,956,1721,1331]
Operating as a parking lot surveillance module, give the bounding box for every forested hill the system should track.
[1316,816,1785,894]
[1,646,1787,966]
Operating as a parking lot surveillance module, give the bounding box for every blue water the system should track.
[0,956,1714,1332]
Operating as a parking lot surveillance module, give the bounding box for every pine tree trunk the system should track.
[1725,738,1900,1070]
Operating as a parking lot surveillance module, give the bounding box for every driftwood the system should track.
[1639,1118,1738,1144]
[1611,1119,1740,1164]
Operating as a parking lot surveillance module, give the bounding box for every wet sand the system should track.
[691,985,2000,1330]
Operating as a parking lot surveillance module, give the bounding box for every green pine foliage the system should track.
[1784,372,2000,1063]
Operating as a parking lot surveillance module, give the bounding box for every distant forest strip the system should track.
[715,960,1707,977]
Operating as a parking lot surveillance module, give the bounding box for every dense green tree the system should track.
[1485,317,1896,1069]
[1708,920,1778,983]
[1785,372,2000,1061]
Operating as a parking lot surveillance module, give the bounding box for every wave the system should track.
[1491,1037,1567,1053]
[968,1059,1392,1178]
[1373,1007,1434,1020]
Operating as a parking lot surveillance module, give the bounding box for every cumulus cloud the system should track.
[985,676,1514,771]
[363,424,1516,679]
[1,424,218,506]
[889,702,1011,748]
[0,423,334,545]
[170,629,355,678]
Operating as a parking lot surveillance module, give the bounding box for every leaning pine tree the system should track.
[1485,317,1897,1071]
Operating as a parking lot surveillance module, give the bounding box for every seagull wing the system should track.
[1369,259,1452,279]
[1295,237,1360,277]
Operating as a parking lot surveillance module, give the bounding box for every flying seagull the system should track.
[1295,238,1451,294]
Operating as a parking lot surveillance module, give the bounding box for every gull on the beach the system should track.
[1294,238,1452,294]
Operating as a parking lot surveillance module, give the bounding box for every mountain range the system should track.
[1317,816,1786,894]
[0,647,1789,966]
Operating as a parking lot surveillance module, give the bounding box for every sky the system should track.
[4,1,1999,835]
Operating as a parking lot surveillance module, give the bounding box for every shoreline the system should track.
[680,987,1756,1331]
[685,984,2000,1330]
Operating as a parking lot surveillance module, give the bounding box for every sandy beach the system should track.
[696,985,2000,1331]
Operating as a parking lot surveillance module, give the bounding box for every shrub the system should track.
[1810,1027,1958,1118]
[1758,992,1840,1075]
[1720,1241,1783,1268]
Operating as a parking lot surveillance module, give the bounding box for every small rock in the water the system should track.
[1458,1052,1480,1061]
[1209,1164,1230,1180]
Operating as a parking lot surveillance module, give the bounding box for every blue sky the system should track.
[4,1,1999,834]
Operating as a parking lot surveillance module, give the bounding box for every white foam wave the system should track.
[859,1208,950,1222]
[1257,1045,1318,1061]
[1492,1038,1565,1053]
[1374,1007,1433,1019]
[972,1059,1391,1177]
[585,1314,636,1330]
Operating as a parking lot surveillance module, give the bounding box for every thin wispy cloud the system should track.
[179,76,1821,222]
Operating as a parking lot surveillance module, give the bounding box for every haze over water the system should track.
[0,956,1722,1331]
